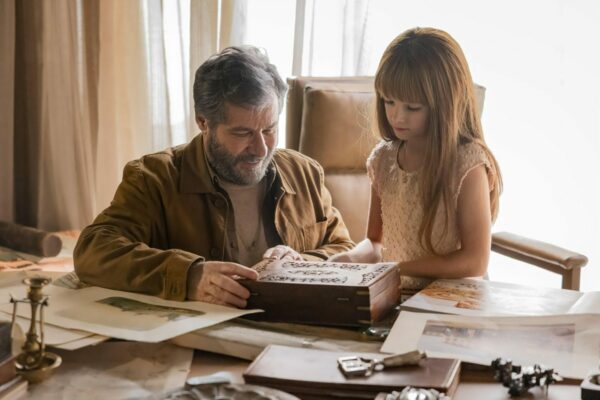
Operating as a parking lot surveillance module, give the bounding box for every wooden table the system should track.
[0,243,583,400]
[190,350,582,400]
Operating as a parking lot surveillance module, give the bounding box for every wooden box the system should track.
[240,260,400,327]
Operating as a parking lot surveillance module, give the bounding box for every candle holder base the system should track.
[15,351,62,384]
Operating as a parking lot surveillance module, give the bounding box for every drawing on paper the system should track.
[418,320,575,360]
[98,297,205,322]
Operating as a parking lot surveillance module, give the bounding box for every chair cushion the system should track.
[295,81,485,171]
[324,173,371,242]
[300,86,377,170]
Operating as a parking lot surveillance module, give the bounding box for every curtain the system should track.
[293,0,372,76]
[1,0,253,230]
[0,0,15,223]
[38,0,98,230]
[2,0,99,230]
[189,0,219,140]
[96,0,153,212]
[188,0,247,137]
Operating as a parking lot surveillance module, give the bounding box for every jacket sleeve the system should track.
[300,161,355,261]
[73,161,201,301]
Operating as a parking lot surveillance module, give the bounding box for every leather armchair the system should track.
[286,76,588,290]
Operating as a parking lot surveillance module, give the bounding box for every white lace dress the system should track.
[367,140,494,295]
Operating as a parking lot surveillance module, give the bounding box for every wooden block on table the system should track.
[243,345,460,400]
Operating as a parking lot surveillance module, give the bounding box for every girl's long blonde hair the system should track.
[374,27,502,254]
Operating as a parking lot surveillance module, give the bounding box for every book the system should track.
[241,260,400,327]
[0,356,16,388]
[243,344,461,400]
[0,322,15,388]
[0,322,10,364]
[400,278,600,317]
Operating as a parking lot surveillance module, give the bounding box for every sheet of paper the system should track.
[1,271,104,347]
[28,341,193,399]
[399,278,586,316]
[0,312,106,348]
[569,291,600,314]
[1,281,263,342]
[381,311,600,379]
[172,318,382,360]
[51,334,109,350]
[251,258,397,285]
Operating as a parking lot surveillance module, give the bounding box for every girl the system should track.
[330,27,502,298]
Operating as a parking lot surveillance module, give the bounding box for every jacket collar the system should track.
[180,134,217,194]
[272,157,296,195]
[180,134,296,195]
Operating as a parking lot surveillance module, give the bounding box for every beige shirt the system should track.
[219,179,269,267]
[367,140,494,292]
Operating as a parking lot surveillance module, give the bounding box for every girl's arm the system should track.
[328,186,384,263]
[399,164,492,278]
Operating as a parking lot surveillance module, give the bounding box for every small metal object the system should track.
[383,386,449,400]
[374,350,427,369]
[338,356,371,377]
[361,326,390,341]
[491,357,562,397]
[10,277,62,383]
[185,372,232,389]
[338,350,427,377]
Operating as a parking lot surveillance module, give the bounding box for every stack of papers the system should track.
[383,278,600,379]
[0,270,262,347]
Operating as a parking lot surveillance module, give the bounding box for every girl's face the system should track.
[382,96,429,141]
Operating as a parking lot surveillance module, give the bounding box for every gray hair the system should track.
[193,45,287,127]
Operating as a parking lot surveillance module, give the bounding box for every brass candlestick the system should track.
[10,277,61,383]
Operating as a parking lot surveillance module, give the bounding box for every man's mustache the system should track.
[235,154,267,164]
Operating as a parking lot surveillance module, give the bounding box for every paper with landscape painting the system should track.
[400,278,600,317]
[0,272,262,342]
[382,310,600,379]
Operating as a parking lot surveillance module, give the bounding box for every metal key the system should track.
[338,350,427,377]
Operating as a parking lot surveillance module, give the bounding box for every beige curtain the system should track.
[188,0,247,137]
[295,0,372,76]
[189,0,219,138]
[0,0,15,223]
[98,0,249,213]
[3,0,249,230]
[96,0,153,212]
[38,0,97,230]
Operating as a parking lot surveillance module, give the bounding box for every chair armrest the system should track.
[491,232,588,290]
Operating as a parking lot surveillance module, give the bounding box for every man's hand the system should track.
[187,261,258,308]
[262,245,303,261]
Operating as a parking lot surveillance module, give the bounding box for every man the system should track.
[74,46,354,308]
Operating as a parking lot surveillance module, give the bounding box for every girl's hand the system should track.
[328,252,354,263]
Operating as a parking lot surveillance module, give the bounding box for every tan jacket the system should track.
[74,135,354,300]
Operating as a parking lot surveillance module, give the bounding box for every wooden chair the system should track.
[285,76,588,290]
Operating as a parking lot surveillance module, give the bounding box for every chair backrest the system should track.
[286,76,486,241]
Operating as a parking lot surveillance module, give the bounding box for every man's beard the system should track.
[206,133,274,186]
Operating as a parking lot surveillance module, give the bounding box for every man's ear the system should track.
[196,115,208,132]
